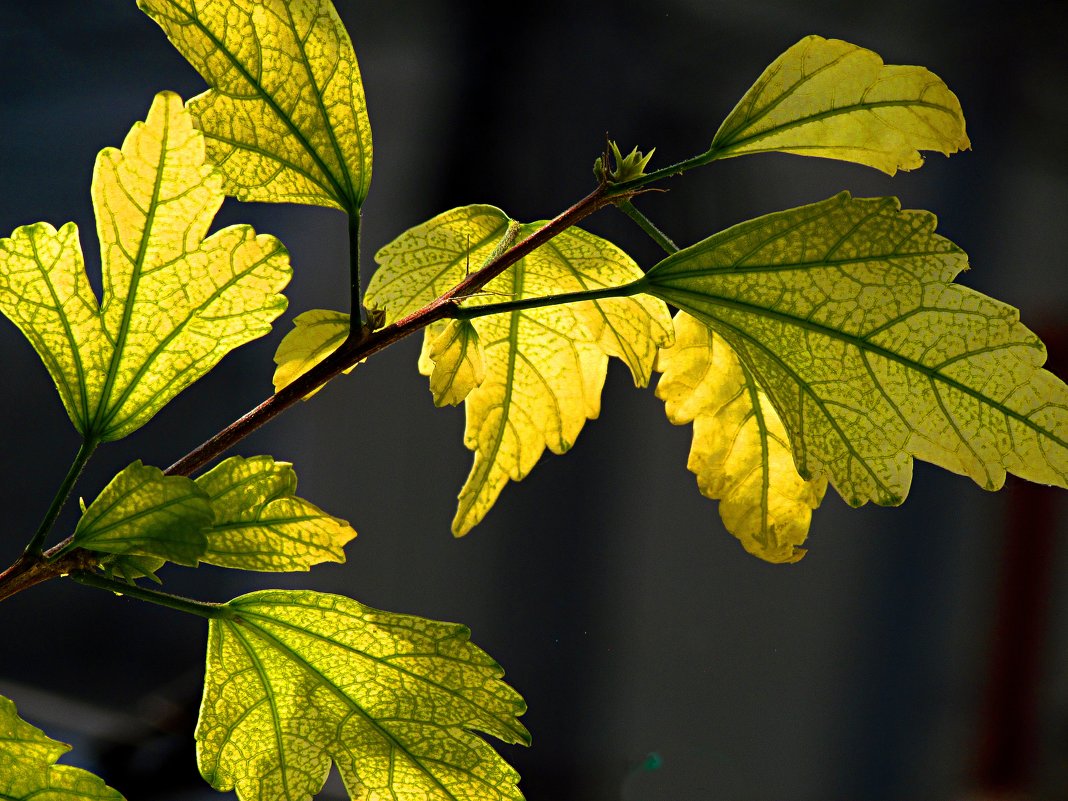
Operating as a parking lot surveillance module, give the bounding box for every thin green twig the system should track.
[70,571,229,620]
[617,200,679,255]
[24,438,99,557]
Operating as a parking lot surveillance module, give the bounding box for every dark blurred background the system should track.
[1,1,1066,799]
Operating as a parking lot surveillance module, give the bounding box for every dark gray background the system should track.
[0,1,1066,799]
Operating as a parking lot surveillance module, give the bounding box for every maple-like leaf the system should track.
[139,0,372,210]
[196,455,356,571]
[640,192,1068,506]
[197,590,528,801]
[0,92,290,442]
[0,693,125,801]
[366,205,673,535]
[655,311,826,563]
[69,461,212,567]
[711,35,969,174]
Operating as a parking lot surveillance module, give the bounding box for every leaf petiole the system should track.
[348,210,367,332]
[70,571,229,620]
[451,282,645,322]
[617,200,679,255]
[25,438,99,557]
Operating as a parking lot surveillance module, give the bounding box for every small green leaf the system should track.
[196,455,356,571]
[72,461,212,566]
[139,0,372,210]
[0,92,291,441]
[656,311,826,563]
[711,35,969,174]
[0,694,125,800]
[198,590,528,801]
[368,205,672,535]
[272,309,353,397]
[641,192,1068,506]
[424,319,486,406]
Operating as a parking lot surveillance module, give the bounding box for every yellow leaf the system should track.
[424,319,486,406]
[368,205,673,535]
[198,590,528,801]
[642,192,1068,507]
[272,308,354,397]
[0,92,290,441]
[196,455,356,571]
[656,312,826,563]
[711,35,970,174]
[139,0,372,210]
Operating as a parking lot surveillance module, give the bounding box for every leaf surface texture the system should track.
[366,205,672,535]
[139,0,372,209]
[0,92,290,441]
[198,590,528,801]
[272,309,354,397]
[712,35,969,174]
[656,311,826,562]
[0,693,125,800]
[642,192,1068,506]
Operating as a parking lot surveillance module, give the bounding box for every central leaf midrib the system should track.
[652,282,1068,452]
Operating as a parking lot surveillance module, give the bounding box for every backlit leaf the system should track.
[70,461,211,566]
[198,590,528,801]
[655,311,826,563]
[0,693,125,801]
[0,92,290,441]
[196,455,356,571]
[367,205,672,535]
[711,35,969,174]
[641,192,1068,506]
[272,309,353,397]
[139,0,372,210]
[425,319,486,407]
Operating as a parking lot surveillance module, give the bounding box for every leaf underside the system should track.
[656,312,826,563]
[642,192,1068,507]
[0,92,291,441]
[366,205,673,536]
[712,35,970,174]
[0,693,125,801]
[198,590,528,801]
[272,308,355,397]
[139,0,372,209]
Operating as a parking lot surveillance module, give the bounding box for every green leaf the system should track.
[655,311,826,563]
[711,35,969,174]
[196,455,356,571]
[71,461,212,566]
[641,192,1068,506]
[139,0,372,210]
[424,319,486,407]
[0,92,291,441]
[198,590,528,801]
[272,309,353,397]
[0,693,125,801]
[367,205,673,535]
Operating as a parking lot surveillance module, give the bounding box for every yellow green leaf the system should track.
[196,455,356,571]
[0,693,125,801]
[139,0,372,210]
[71,461,210,567]
[367,205,673,535]
[655,311,826,563]
[272,309,354,397]
[641,192,1068,507]
[198,590,528,801]
[424,319,486,406]
[711,35,969,174]
[0,92,290,441]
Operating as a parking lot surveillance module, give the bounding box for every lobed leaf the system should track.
[0,92,291,441]
[711,35,969,174]
[425,319,486,407]
[656,311,826,563]
[0,694,125,801]
[272,309,354,397]
[71,461,212,566]
[197,590,528,801]
[641,192,1068,507]
[367,205,673,535]
[139,0,372,210]
[196,455,356,571]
